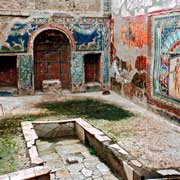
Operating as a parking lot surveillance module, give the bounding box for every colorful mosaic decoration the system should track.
[18,55,33,94]
[0,17,109,52]
[71,53,84,83]
[0,16,110,94]
[153,14,180,102]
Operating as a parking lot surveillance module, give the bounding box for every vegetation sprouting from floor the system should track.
[38,99,133,120]
[0,134,30,175]
[0,113,48,175]
[0,114,48,135]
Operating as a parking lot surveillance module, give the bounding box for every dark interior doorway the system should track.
[84,53,101,83]
[0,56,17,87]
[34,30,71,90]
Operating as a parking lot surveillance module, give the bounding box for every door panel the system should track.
[34,30,71,90]
[34,50,71,89]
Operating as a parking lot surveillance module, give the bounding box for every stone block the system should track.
[66,156,80,164]
[0,175,9,180]
[0,10,11,15]
[109,144,121,150]
[29,146,44,165]
[20,10,30,16]
[29,146,38,158]
[76,118,93,130]
[27,140,34,148]
[123,161,134,180]
[34,166,50,177]
[21,122,33,128]
[23,128,38,144]
[75,123,85,142]
[157,169,180,176]
[42,79,62,94]
[95,135,111,142]
[118,147,128,155]
[130,160,142,168]
[87,128,104,136]
[31,157,44,165]
[9,167,35,180]
[33,122,75,138]
[11,10,21,15]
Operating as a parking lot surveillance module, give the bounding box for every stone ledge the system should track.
[34,166,50,177]
[29,146,44,165]
[21,122,38,149]
[75,118,104,136]
[0,9,30,16]
[95,134,111,142]
[157,169,180,176]
[33,119,75,124]
[0,166,50,180]
[109,144,128,155]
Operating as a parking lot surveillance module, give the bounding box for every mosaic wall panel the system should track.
[153,14,180,103]
[71,53,84,83]
[18,55,33,94]
[103,52,110,83]
[0,17,110,53]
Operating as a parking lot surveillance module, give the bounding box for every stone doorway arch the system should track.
[33,29,72,90]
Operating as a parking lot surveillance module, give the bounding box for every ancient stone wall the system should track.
[0,0,111,15]
[112,0,180,118]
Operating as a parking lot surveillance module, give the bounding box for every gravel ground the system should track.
[0,91,180,169]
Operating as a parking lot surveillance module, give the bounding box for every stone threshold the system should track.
[2,118,179,180]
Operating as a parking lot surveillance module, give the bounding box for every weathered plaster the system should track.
[112,0,180,115]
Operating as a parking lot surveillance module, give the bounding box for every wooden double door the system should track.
[34,30,71,90]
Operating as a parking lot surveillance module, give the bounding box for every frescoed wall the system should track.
[120,16,148,48]
[0,1,111,95]
[110,14,148,102]
[112,0,180,117]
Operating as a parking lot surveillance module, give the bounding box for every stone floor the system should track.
[36,137,119,180]
[1,91,180,169]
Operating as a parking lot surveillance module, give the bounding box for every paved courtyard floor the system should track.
[37,137,119,180]
[0,91,180,169]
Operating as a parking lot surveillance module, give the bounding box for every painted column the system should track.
[71,52,84,92]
